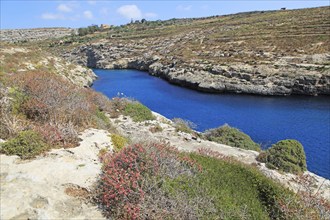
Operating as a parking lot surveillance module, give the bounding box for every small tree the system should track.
[78,28,88,36]
[261,140,307,174]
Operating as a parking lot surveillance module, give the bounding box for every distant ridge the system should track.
[0,27,77,42]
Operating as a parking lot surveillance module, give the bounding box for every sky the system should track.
[0,0,329,29]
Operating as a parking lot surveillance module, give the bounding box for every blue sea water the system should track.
[92,69,330,179]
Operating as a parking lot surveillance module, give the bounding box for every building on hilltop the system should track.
[100,24,111,29]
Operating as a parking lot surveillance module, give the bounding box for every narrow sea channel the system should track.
[92,69,330,179]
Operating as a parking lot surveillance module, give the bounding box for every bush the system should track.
[0,130,48,159]
[204,125,260,151]
[99,144,152,219]
[107,97,128,118]
[98,142,316,219]
[78,25,100,36]
[110,134,127,152]
[263,140,307,174]
[9,71,97,126]
[94,109,113,130]
[172,118,196,134]
[0,87,27,139]
[124,102,155,122]
[33,122,79,148]
[187,152,288,219]
[3,71,119,148]
[98,143,202,219]
[8,87,27,115]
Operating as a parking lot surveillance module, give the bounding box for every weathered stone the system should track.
[64,43,330,96]
[0,28,76,42]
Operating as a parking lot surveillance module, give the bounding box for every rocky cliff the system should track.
[64,43,330,96]
[62,7,330,96]
[0,46,96,87]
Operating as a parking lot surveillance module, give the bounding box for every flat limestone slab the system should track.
[0,128,112,220]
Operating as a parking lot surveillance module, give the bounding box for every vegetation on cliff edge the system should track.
[257,139,307,174]
[97,143,329,219]
[204,124,261,151]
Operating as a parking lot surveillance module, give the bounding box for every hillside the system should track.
[59,6,330,96]
[0,28,76,43]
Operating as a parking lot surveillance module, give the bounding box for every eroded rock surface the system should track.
[0,129,111,220]
[64,43,330,96]
[0,47,97,87]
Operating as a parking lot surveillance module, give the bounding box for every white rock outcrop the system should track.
[0,129,112,220]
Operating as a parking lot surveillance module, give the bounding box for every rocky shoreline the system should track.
[64,43,330,96]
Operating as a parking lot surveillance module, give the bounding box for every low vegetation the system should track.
[0,70,119,153]
[123,101,155,122]
[204,124,261,151]
[172,118,196,134]
[110,134,128,152]
[0,130,48,159]
[257,139,307,174]
[95,109,113,131]
[97,142,328,219]
[78,25,100,36]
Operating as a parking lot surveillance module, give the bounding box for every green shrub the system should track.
[8,87,27,115]
[110,134,127,152]
[124,102,155,122]
[184,153,291,219]
[264,140,307,174]
[172,118,196,134]
[94,109,112,130]
[204,125,260,151]
[0,130,48,159]
[98,142,323,219]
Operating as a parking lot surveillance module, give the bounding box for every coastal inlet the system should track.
[92,69,330,179]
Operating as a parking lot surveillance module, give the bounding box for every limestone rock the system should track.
[65,43,330,96]
[0,128,112,220]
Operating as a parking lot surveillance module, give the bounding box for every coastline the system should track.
[64,44,330,96]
